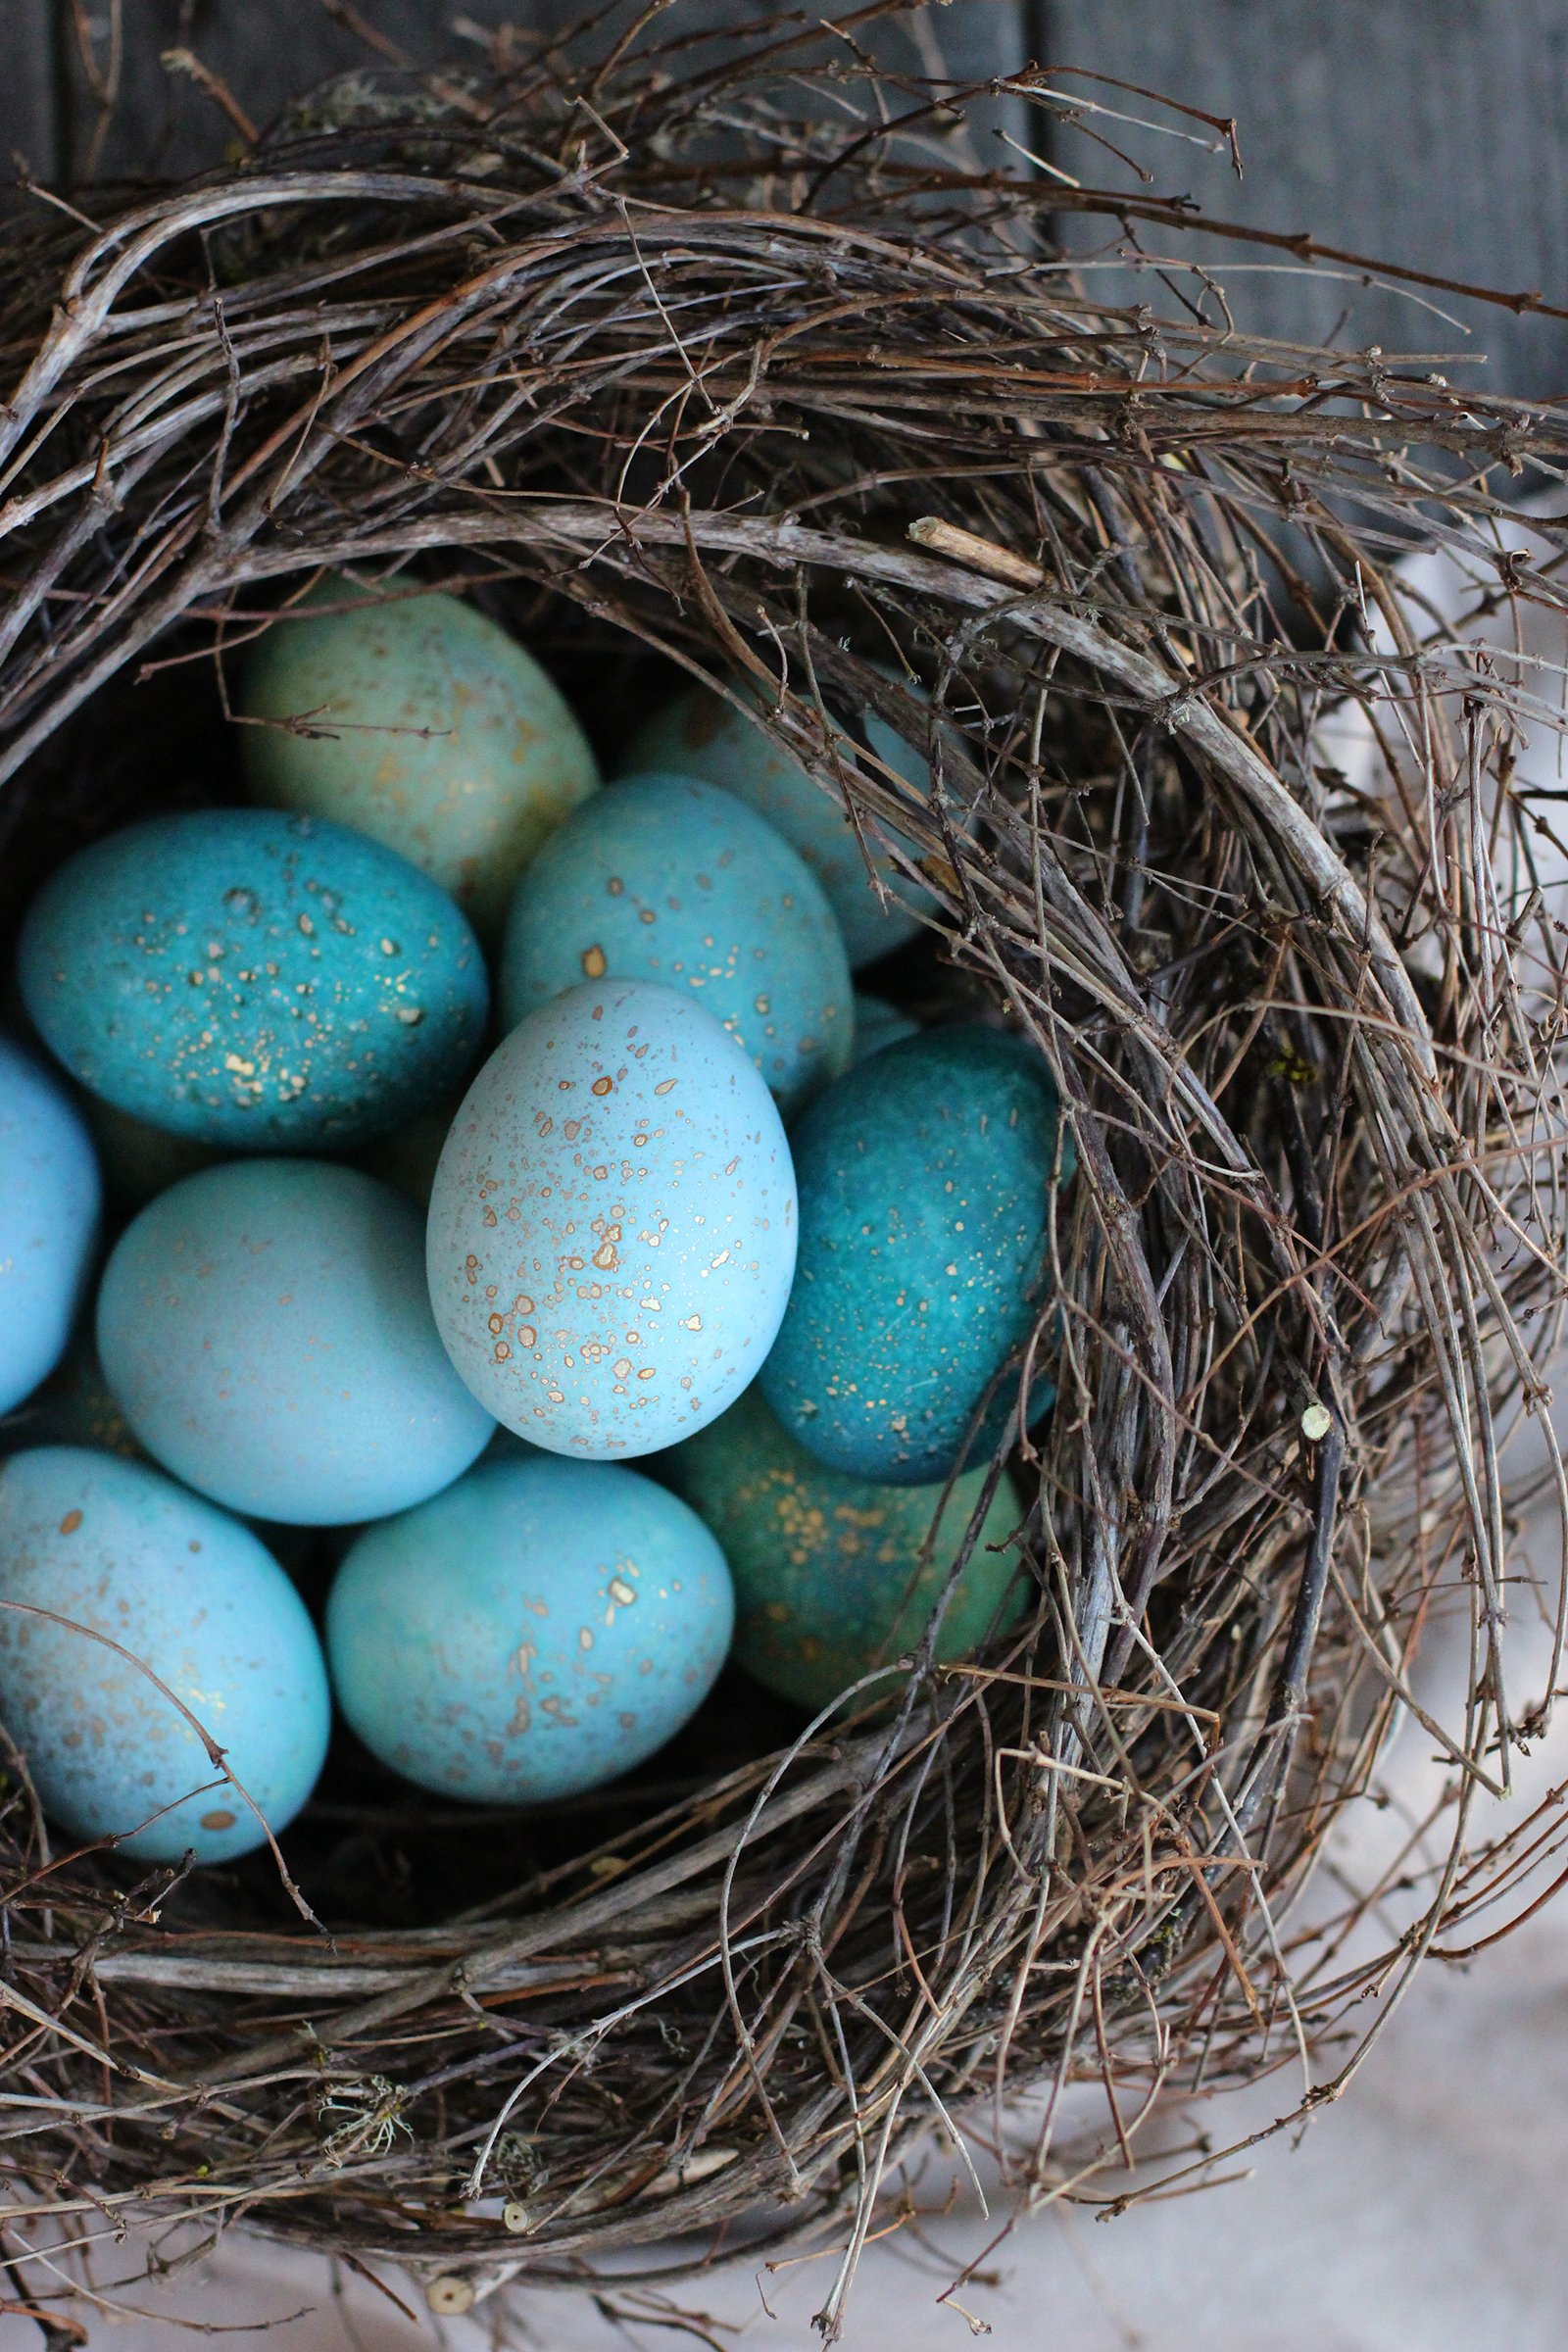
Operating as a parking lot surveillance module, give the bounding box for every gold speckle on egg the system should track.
[581,945,607,978]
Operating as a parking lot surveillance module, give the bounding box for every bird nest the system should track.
[3,11,1568,2333]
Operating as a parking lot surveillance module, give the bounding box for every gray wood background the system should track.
[4,0,1566,397]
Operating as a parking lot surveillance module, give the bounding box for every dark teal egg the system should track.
[759,1027,1073,1484]
[18,809,487,1150]
[666,1385,1027,1713]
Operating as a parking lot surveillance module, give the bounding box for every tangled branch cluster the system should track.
[1,10,1567,2328]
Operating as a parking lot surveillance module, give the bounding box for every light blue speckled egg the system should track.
[0,1038,101,1416]
[759,1027,1074,1484]
[98,1158,493,1523]
[241,581,600,940]
[326,1454,733,1802]
[427,978,797,1457]
[18,809,488,1150]
[850,993,920,1066]
[0,1446,329,1863]
[500,772,853,1117]
[618,678,933,967]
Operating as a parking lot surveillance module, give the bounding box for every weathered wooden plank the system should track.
[1037,0,1568,397]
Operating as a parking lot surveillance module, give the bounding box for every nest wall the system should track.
[1,14,1567,2327]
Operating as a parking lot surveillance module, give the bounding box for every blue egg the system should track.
[18,809,488,1150]
[618,679,934,967]
[0,1446,330,1863]
[326,1455,734,1801]
[759,1028,1074,1483]
[851,993,920,1066]
[500,773,853,1117]
[98,1158,493,1523]
[0,1037,101,1416]
[427,978,797,1457]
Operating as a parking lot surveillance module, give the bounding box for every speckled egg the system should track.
[241,581,600,939]
[427,978,797,1457]
[98,1158,493,1523]
[759,1027,1074,1484]
[0,1446,330,1863]
[18,809,488,1151]
[667,1386,1026,1712]
[326,1454,734,1801]
[618,678,932,967]
[500,773,853,1116]
[0,1037,101,1416]
[851,993,920,1066]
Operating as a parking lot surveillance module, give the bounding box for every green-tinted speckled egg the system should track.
[618,678,933,967]
[0,1446,330,1863]
[759,1027,1074,1484]
[666,1385,1026,1713]
[500,773,853,1117]
[325,1454,733,1802]
[19,809,488,1151]
[241,581,599,938]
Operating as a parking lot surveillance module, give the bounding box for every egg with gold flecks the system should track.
[500,772,853,1117]
[427,978,797,1457]
[760,1026,1074,1484]
[326,1455,734,1801]
[18,809,487,1151]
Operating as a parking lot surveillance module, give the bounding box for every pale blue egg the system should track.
[500,772,853,1116]
[427,978,797,1457]
[760,1028,1074,1484]
[851,993,920,1065]
[0,1038,101,1416]
[241,581,600,941]
[618,679,934,967]
[98,1158,493,1523]
[18,809,487,1150]
[326,1454,734,1802]
[0,1446,329,1863]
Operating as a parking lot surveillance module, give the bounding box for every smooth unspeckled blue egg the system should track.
[0,1446,329,1863]
[760,1028,1074,1484]
[326,1455,733,1801]
[667,1386,1026,1712]
[19,809,487,1150]
[427,979,797,1457]
[0,1038,101,1416]
[241,582,599,940]
[500,773,853,1117]
[618,678,933,967]
[98,1159,493,1523]
[851,994,920,1066]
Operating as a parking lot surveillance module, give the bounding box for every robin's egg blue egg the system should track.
[499,773,853,1118]
[667,1386,1026,1713]
[0,1037,101,1416]
[618,676,934,967]
[760,1027,1074,1484]
[97,1158,493,1524]
[18,809,488,1152]
[0,1446,329,1863]
[427,978,796,1458]
[850,994,920,1066]
[240,581,599,939]
[326,1454,733,1802]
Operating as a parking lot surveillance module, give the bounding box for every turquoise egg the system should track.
[241,581,600,940]
[427,978,797,1457]
[0,1446,330,1863]
[500,772,853,1117]
[851,993,920,1065]
[0,1037,101,1416]
[98,1158,493,1523]
[759,1027,1074,1484]
[667,1386,1027,1712]
[18,809,487,1151]
[618,679,933,967]
[326,1454,733,1802]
